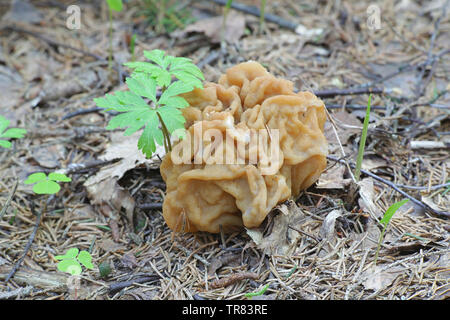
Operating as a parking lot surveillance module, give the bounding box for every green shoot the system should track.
[374,199,409,264]
[142,0,193,33]
[245,283,270,298]
[94,49,204,158]
[259,0,267,34]
[55,248,94,276]
[129,33,137,62]
[106,0,123,70]
[0,115,27,149]
[24,172,71,195]
[355,94,371,181]
[442,180,449,196]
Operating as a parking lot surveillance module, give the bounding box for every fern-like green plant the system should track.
[94,49,204,158]
[0,115,27,149]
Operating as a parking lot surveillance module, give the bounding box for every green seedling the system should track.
[94,49,204,158]
[55,248,94,276]
[259,0,267,34]
[222,0,267,37]
[106,0,123,70]
[129,33,137,62]
[374,199,409,264]
[245,283,270,298]
[24,172,71,195]
[0,115,27,149]
[142,0,193,33]
[355,94,372,181]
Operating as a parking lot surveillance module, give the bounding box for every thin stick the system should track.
[211,0,298,30]
[326,155,450,219]
[0,179,18,219]
[314,87,384,99]
[5,198,47,282]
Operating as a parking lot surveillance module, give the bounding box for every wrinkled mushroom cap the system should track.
[160,61,328,233]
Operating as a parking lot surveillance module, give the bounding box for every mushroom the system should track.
[160,62,328,233]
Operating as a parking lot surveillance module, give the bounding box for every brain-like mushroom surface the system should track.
[160,61,328,233]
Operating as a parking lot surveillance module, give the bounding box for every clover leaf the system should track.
[24,172,72,195]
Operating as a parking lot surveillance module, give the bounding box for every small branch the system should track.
[0,179,18,219]
[211,0,297,31]
[410,140,448,149]
[5,199,47,283]
[137,203,163,210]
[326,155,450,219]
[314,87,384,98]
[210,272,259,289]
[108,276,160,294]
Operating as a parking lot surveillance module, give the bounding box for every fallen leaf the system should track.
[358,178,383,219]
[362,265,403,291]
[319,209,342,240]
[183,13,246,43]
[246,201,307,255]
[98,239,125,253]
[316,165,352,189]
[85,178,135,223]
[2,0,43,24]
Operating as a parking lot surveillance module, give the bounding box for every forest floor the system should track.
[0,0,449,300]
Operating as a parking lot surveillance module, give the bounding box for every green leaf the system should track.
[153,69,172,87]
[94,94,127,111]
[106,0,123,11]
[138,114,164,158]
[98,261,112,278]
[55,248,79,260]
[1,128,27,139]
[158,81,194,105]
[126,73,157,102]
[24,172,47,184]
[77,251,94,270]
[115,91,148,108]
[124,62,161,74]
[0,116,10,134]
[143,50,168,68]
[169,57,204,80]
[0,139,11,148]
[380,199,409,226]
[355,94,371,181]
[48,172,72,182]
[58,259,82,275]
[170,70,203,88]
[33,180,61,194]
[157,107,186,133]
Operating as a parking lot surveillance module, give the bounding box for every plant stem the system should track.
[156,112,172,153]
[355,94,371,181]
[374,225,386,265]
[108,8,113,71]
[259,0,266,34]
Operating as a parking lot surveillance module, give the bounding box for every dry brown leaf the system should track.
[358,178,383,219]
[316,165,352,189]
[98,238,126,253]
[183,13,246,43]
[362,265,404,291]
[85,178,135,223]
[246,202,307,255]
[84,131,163,186]
[324,110,361,146]
[319,209,342,240]
[84,132,164,224]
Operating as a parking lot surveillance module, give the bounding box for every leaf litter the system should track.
[0,0,449,300]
